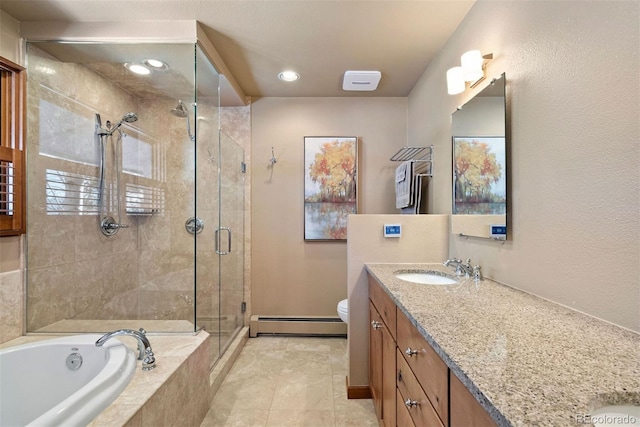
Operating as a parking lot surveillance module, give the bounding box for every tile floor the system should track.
[200,336,379,427]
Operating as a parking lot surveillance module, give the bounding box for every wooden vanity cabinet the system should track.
[369,276,397,427]
[368,273,498,427]
[450,372,498,427]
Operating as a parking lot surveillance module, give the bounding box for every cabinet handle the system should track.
[404,398,419,408]
[371,320,382,330]
[405,347,418,357]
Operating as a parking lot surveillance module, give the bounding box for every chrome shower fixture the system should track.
[170,100,188,118]
[97,112,138,136]
[94,111,138,237]
[170,100,195,141]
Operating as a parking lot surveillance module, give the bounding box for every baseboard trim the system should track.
[345,375,372,399]
[250,314,347,337]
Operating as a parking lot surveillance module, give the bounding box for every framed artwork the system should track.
[452,136,506,215]
[304,136,358,241]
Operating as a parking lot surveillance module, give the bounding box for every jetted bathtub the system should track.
[0,335,136,427]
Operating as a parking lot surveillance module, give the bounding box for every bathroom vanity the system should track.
[366,263,640,426]
[369,273,495,427]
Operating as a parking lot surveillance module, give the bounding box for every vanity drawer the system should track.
[396,309,449,425]
[396,349,444,427]
[396,389,416,427]
[369,276,397,339]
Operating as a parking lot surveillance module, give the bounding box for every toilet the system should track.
[337,299,349,324]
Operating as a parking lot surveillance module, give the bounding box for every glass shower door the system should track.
[217,130,245,357]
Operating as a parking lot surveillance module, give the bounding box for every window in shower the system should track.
[0,55,26,236]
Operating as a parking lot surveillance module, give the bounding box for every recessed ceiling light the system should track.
[125,63,151,75]
[278,70,300,82]
[144,59,168,70]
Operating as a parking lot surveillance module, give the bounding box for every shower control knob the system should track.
[185,217,204,235]
[100,216,129,236]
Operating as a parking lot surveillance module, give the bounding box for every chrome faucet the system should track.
[443,258,474,277]
[96,328,156,371]
[473,265,484,282]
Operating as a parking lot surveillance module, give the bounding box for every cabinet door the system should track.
[370,302,384,420]
[450,372,497,427]
[370,300,397,427]
[381,320,396,427]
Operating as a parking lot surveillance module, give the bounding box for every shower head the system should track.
[107,111,138,135]
[170,100,189,118]
[170,100,195,141]
[121,112,138,123]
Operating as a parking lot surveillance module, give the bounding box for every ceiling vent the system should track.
[342,70,381,91]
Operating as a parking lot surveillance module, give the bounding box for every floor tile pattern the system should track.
[200,336,379,427]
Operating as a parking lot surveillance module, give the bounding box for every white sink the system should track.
[591,405,640,426]
[394,271,457,285]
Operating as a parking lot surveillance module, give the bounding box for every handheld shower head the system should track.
[108,111,138,134]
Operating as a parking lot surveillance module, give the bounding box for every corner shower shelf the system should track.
[390,145,433,176]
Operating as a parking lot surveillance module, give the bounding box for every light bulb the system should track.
[461,50,484,82]
[447,67,465,95]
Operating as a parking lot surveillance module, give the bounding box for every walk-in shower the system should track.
[24,40,246,367]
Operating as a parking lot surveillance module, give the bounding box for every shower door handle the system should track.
[215,227,231,255]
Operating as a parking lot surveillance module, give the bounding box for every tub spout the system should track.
[96,328,156,371]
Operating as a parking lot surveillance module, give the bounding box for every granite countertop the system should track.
[365,263,640,427]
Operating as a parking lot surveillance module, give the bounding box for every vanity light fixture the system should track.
[278,70,300,82]
[446,50,493,95]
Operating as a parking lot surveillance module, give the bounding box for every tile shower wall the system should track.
[25,45,202,330]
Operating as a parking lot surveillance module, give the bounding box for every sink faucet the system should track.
[96,328,156,371]
[443,258,474,277]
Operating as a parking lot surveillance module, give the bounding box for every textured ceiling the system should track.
[0,0,475,99]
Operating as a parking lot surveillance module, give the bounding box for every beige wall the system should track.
[347,214,449,386]
[408,1,639,331]
[251,97,407,317]
[0,10,20,64]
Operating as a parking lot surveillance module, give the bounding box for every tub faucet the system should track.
[444,258,474,277]
[96,328,156,371]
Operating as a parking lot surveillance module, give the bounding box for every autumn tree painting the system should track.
[304,137,357,240]
[453,137,506,215]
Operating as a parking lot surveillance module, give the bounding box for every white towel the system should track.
[395,161,413,208]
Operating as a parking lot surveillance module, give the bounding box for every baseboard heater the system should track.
[249,315,347,338]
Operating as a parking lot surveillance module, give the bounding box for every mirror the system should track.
[451,73,507,240]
